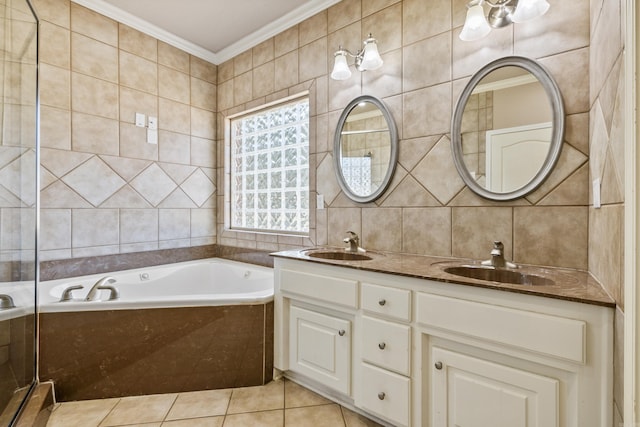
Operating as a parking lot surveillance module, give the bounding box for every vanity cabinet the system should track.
[289,305,351,395]
[430,346,558,427]
[273,257,613,427]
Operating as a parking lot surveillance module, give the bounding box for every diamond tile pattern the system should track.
[181,169,216,207]
[130,164,177,206]
[0,149,37,206]
[61,157,126,206]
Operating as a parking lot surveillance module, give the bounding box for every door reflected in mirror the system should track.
[451,57,565,201]
[461,66,552,193]
[334,96,398,203]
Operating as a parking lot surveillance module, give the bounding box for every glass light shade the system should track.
[360,39,383,71]
[331,52,351,80]
[459,3,491,41]
[511,0,550,23]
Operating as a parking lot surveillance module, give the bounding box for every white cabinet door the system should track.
[289,305,351,395]
[431,347,558,427]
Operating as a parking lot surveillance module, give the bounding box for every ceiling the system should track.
[71,0,341,65]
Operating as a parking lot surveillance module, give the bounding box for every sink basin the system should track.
[443,266,554,286]
[304,250,372,261]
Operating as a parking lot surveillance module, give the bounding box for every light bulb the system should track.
[459,3,491,41]
[330,51,351,80]
[511,0,550,23]
[360,37,383,71]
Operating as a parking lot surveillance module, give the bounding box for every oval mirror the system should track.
[451,56,565,201]
[334,95,398,203]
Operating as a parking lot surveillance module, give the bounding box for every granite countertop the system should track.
[271,247,615,308]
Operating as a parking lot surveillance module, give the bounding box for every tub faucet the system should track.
[60,285,84,302]
[0,294,15,309]
[343,231,364,253]
[481,241,517,269]
[85,277,119,301]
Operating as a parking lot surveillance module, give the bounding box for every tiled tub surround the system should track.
[38,244,275,281]
[38,259,274,401]
[34,0,218,261]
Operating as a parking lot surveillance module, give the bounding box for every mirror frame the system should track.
[333,95,398,203]
[451,56,565,201]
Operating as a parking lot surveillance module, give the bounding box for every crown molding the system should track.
[214,0,342,64]
[70,0,342,65]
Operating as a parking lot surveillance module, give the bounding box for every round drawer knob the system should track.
[338,329,346,336]
[378,299,386,306]
[378,342,386,350]
[378,392,386,400]
[435,361,443,370]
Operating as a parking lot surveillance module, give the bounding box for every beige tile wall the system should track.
[588,0,625,422]
[216,0,592,270]
[34,0,218,260]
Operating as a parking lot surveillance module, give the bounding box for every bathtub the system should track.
[39,258,274,312]
[38,258,275,401]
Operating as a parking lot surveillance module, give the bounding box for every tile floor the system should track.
[45,378,385,427]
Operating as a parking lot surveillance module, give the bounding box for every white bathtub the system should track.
[39,258,274,313]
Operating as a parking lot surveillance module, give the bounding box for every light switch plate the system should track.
[147,129,158,144]
[148,116,158,130]
[593,178,601,208]
[316,194,325,210]
[135,113,146,127]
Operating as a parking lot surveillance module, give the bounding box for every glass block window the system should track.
[230,97,309,234]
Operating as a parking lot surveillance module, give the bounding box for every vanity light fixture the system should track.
[330,33,383,80]
[459,0,550,42]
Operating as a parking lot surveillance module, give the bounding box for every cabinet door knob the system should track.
[435,361,443,370]
[378,392,386,400]
[378,299,386,306]
[378,342,386,350]
[338,329,346,336]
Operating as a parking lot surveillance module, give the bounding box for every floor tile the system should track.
[284,404,345,427]
[341,407,384,427]
[115,424,161,427]
[222,409,284,427]
[226,379,284,414]
[162,417,224,426]
[100,393,178,426]
[284,380,330,408]
[165,389,232,420]
[47,398,120,427]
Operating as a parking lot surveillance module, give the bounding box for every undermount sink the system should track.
[304,250,373,261]
[443,265,554,287]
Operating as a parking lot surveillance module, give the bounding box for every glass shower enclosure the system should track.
[0,0,38,424]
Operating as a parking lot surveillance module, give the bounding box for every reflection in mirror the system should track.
[334,96,398,203]
[452,57,564,201]
[0,0,38,423]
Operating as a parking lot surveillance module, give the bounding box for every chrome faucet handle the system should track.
[60,285,84,302]
[481,240,517,269]
[343,231,360,252]
[96,285,119,301]
[86,277,117,301]
[490,241,504,256]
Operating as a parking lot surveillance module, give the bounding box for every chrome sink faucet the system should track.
[85,277,119,301]
[343,231,363,253]
[481,241,517,269]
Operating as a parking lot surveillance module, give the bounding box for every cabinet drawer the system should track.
[358,362,410,427]
[416,293,586,363]
[362,316,411,376]
[280,269,358,308]
[361,282,411,321]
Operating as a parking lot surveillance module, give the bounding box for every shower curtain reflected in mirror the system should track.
[0,0,38,424]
